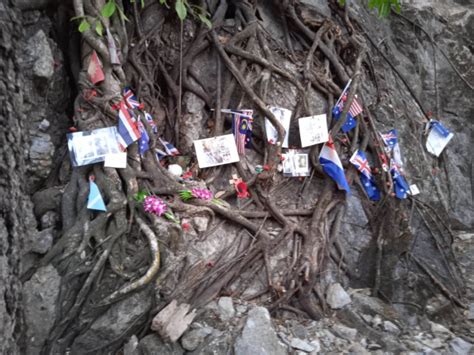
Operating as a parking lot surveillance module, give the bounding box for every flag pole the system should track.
[210,109,253,119]
[335,79,352,107]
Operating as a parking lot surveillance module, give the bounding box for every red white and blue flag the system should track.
[144,111,158,134]
[123,87,143,110]
[332,79,363,133]
[350,150,381,201]
[380,129,398,149]
[159,137,180,156]
[231,110,253,155]
[390,159,409,199]
[138,122,150,156]
[319,135,350,192]
[117,101,141,150]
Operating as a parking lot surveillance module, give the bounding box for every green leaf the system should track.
[175,0,187,21]
[117,6,130,21]
[101,0,116,18]
[141,0,145,8]
[95,21,104,36]
[338,0,345,5]
[78,19,91,32]
[134,191,148,203]
[198,14,212,29]
[159,0,167,5]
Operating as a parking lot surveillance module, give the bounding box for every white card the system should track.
[298,114,329,147]
[194,134,240,168]
[409,184,420,196]
[426,129,454,157]
[104,152,127,168]
[282,150,310,177]
[265,106,292,148]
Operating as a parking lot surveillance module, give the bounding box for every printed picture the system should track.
[298,114,329,147]
[265,106,292,148]
[67,126,121,167]
[282,150,310,177]
[194,134,240,168]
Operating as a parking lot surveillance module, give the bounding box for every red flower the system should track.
[182,171,193,179]
[235,181,250,199]
[182,223,190,231]
[263,165,270,171]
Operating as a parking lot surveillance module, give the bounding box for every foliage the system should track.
[338,0,401,17]
[73,0,211,35]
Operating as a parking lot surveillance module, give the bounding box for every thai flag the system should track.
[159,137,180,156]
[123,87,142,110]
[350,150,381,201]
[117,101,141,150]
[319,136,351,192]
[144,111,158,134]
[380,129,398,149]
[390,159,409,199]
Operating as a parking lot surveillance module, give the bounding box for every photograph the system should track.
[67,127,121,167]
[298,114,329,147]
[194,134,240,168]
[282,150,310,177]
[265,106,292,148]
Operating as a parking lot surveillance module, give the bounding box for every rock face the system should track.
[234,307,288,355]
[23,265,61,354]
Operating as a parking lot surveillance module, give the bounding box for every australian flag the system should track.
[231,110,253,155]
[390,159,409,199]
[138,122,149,156]
[332,91,363,133]
[380,129,398,150]
[350,150,381,201]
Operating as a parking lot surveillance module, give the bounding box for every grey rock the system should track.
[23,265,61,355]
[181,327,213,351]
[38,118,50,132]
[136,334,184,355]
[468,303,474,320]
[429,321,453,340]
[290,338,315,352]
[124,335,138,355]
[309,340,321,354]
[40,211,59,229]
[299,0,331,17]
[348,343,370,355]
[449,337,473,355]
[383,320,401,335]
[192,216,210,233]
[72,290,151,353]
[28,226,54,254]
[235,307,288,355]
[331,324,358,341]
[217,297,235,321]
[326,283,351,309]
[26,30,54,81]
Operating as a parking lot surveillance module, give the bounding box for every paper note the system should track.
[426,129,454,157]
[409,184,420,196]
[265,106,292,148]
[194,134,240,168]
[298,114,329,147]
[104,152,127,168]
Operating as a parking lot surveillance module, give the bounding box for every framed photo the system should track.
[265,106,292,148]
[282,150,310,177]
[298,114,329,147]
[193,134,240,168]
[67,127,121,167]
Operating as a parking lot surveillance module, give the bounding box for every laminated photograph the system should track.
[298,114,329,147]
[194,134,240,168]
[67,127,121,167]
[282,150,310,177]
[265,106,292,148]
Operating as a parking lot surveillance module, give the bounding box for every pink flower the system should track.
[182,222,190,231]
[143,196,168,216]
[190,188,213,201]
